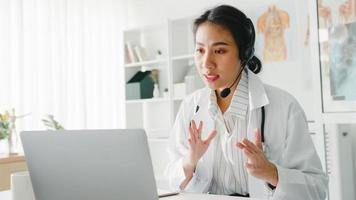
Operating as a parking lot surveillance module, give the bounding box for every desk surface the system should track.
[163,193,256,200]
[0,190,260,200]
[0,154,25,164]
[0,190,11,199]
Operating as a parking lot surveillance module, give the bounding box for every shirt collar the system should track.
[225,70,249,119]
[208,89,219,119]
[207,68,270,119]
[208,70,249,119]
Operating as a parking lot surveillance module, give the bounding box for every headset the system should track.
[219,18,256,98]
[218,17,266,145]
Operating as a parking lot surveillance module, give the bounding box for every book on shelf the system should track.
[124,45,131,64]
[134,45,148,62]
[125,41,138,63]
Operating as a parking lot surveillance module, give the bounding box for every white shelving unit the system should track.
[123,17,201,141]
[122,17,202,179]
[124,59,167,68]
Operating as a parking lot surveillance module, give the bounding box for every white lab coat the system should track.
[165,69,328,200]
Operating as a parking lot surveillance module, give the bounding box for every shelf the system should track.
[0,154,25,164]
[124,17,196,143]
[124,59,167,68]
[172,54,194,61]
[126,98,170,104]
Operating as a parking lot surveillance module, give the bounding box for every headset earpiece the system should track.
[239,18,255,63]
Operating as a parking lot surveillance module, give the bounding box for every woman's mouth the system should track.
[204,74,219,82]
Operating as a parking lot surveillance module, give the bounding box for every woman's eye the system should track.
[195,48,204,54]
[215,49,226,54]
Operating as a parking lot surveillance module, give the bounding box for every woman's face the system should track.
[194,22,241,92]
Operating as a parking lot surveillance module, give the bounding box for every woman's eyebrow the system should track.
[196,41,230,46]
[212,42,229,46]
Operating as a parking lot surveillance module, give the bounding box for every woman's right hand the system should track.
[187,120,217,165]
[181,120,217,189]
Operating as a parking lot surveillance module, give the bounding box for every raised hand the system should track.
[187,120,217,165]
[236,128,279,187]
[180,120,217,189]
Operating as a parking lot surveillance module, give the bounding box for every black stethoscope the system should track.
[261,106,265,144]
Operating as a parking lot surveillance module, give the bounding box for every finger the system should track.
[197,121,203,139]
[191,120,200,139]
[236,142,251,151]
[203,130,217,145]
[238,141,258,158]
[242,138,260,153]
[236,142,245,149]
[242,138,257,152]
[243,149,259,165]
[237,142,255,155]
[188,126,195,143]
[242,147,255,157]
[198,121,203,131]
[254,128,263,150]
[191,120,197,130]
[191,120,198,136]
[189,122,196,143]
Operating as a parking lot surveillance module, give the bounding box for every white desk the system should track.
[0,190,11,200]
[163,193,256,200]
[0,190,258,200]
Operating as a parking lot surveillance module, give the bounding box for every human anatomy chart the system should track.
[257,5,290,62]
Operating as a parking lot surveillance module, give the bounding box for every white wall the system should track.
[126,0,279,28]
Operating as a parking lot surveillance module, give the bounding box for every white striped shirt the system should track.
[208,71,249,195]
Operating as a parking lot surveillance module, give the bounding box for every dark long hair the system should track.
[193,5,262,74]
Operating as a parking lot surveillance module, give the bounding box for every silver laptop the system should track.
[21,129,159,200]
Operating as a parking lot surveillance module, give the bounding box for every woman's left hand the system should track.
[236,129,279,187]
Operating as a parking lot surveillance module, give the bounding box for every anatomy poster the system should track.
[257,5,289,62]
[251,3,297,63]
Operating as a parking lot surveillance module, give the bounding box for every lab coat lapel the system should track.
[247,69,269,110]
[193,88,216,186]
[246,68,269,143]
[246,69,270,198]
[247,109,268,199]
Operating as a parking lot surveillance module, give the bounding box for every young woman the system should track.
[165,5,328,199]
